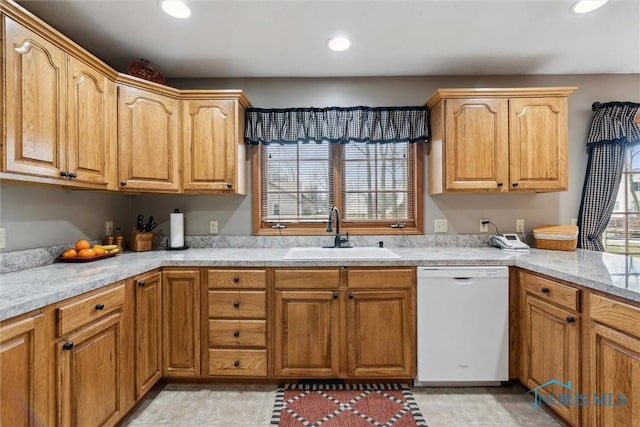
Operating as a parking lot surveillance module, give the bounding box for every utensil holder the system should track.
[130,231,153,252]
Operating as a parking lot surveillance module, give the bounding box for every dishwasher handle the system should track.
[453,277,475,285]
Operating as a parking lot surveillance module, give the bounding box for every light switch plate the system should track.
[0,228,6,249]
[209,220,218,234]
[434,219,448,233]
[105,221,114,236]
[516,219,525,233]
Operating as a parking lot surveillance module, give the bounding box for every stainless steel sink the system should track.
[283,246,401,260]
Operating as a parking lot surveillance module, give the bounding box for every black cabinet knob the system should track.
[227,183,232,189]
[497,182,504,187]
[512,182,519,187]
[59,171,69,177]
[69,172,78,179]
[233,276,240,283]
[541,287,550,294]
[62,342,74,350]
[233,301,240,308]
[348,293,354,299]
[95,303,105,310]
[120,181,127,186]
[233,360,240,367]
[332,292,339,299]
[233,331,240,338]
[138,280,146,287]
[566,316,576,323]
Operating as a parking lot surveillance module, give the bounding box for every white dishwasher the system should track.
[415,266,509,386]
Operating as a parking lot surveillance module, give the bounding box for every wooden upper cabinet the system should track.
[4,16,66,179]
[427,87,576,194]
[182,97,247,194]
[66,56,116,188]
[117,85,181,193]
[509,97,568,191]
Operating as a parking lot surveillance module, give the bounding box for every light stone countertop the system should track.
[1,247,639,322]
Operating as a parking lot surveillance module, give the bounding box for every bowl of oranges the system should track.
[57,239,120,263]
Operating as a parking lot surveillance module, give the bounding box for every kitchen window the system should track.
[252,141,423,235]
[605,143,640,257]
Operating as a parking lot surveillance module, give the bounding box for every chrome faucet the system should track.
[326,206,351,248]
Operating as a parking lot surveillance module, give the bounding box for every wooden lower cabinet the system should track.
[0,312,49,427]
[57,311,126,427]
[133,271,162,398]
[346,290,415,378]
[162,269,201,377]
[274,290,340,377]
[585,293,640,427]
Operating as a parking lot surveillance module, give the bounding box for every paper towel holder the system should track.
[166,208,189,251]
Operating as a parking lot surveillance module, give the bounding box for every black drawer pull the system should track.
[512,182,519,187]
[120,180,127,186]
[348,292,354,299]
[332,292,338,299]
[95,303,105,310]
[566,316,576,323]
[59,170,69,177]
[233,331,240,338]
[233,276,240,283]
[497,182,503,187]
[62,342,74,350]
[138,280,146,287]
[233,360,240,367]
[541,287,550,294]
[69,172,78,179]
[233,301,240,308]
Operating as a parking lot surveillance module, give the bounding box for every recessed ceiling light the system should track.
[570,0,609,14]
[327,37,351,52]
[160,0,191,19]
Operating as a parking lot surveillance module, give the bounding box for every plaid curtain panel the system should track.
[578,102,640,251]
[244,106,429,145]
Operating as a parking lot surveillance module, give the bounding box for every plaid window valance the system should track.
[244,106,429,145]
[587,102,640,146]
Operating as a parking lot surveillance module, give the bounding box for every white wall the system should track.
[2,74,639,251]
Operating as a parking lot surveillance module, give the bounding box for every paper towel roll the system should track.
[170,212,184,248]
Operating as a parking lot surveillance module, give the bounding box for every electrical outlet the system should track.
[0,228,5,249]
[209,220,218,234]
[516,219,525,233]
[480,219,489,233]
[434,219,448,233]
[105,221,114,236]
[571,218,578,226]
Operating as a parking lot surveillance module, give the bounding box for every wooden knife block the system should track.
[130,231,153,252]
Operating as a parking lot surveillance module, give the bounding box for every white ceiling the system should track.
[15,0,640,79]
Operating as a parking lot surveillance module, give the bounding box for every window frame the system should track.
[251,142,423,235]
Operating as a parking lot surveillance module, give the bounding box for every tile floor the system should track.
[119,383,563,427]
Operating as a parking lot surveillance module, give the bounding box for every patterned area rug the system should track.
[271,383,428,426]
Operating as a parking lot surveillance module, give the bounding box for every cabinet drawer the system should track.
[348,268,414,289]
[207,349,267,377]
[275,269,339,289]
[590,294,640,339]
[521,272,579,311]
[57,283,125,336]
[207,269,266,289]
[208,319,266,347]
[208,291,266,318]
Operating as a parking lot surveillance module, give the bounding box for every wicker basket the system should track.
[533,225,578,251]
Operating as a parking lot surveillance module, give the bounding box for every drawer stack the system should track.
[206,269,268,376]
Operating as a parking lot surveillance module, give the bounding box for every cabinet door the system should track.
[58,312,125,427]
[4,17,66,179]
[162,269,201,377]
[117,85,180,192]
[183,99,241,193]
[274,291,340,377]
[522,295,579,425]
[0,314,49,427]
[346,290,415,378]
[509,97,568,191]
[134,271,162,398]
[444,98,509,191]
[588,322,640,427]
[67,56,115,187]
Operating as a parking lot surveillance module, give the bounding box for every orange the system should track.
[92,246,106,255]
[77,248,96,258]
[62,248,77,258]
[75,239,91,251]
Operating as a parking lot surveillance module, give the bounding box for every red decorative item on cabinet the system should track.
[127,58,166,85]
